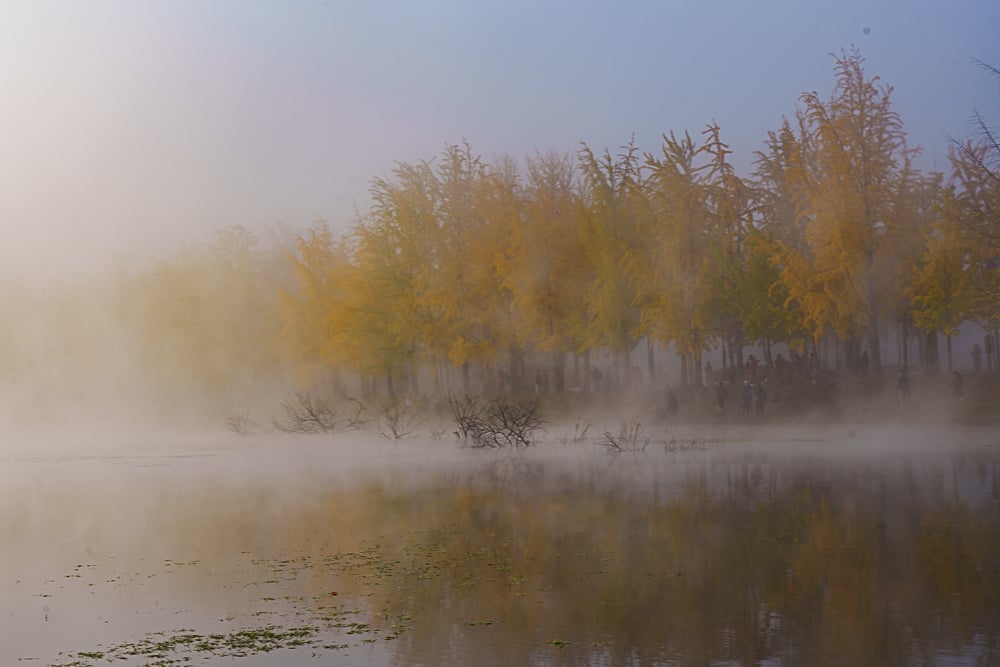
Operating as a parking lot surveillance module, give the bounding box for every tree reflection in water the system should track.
[6,442,996,666]
[273,450,998,666]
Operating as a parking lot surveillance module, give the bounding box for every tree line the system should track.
[2,49,996,417]
[278,48,997,397]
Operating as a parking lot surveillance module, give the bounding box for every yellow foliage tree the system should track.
[351,160,440,397]
[278,220,361,397]
[909,187,977,373]
[132,226,282,411]
[778,48,919,380]
[577,139,643,389]
[509,150,591,390]
[635,130,711,386]
[428,143,520,392]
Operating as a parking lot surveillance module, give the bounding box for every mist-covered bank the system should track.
[2,48,997,436]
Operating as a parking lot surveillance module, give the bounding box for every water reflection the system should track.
[353,454,998,666]
[2,435,998,666]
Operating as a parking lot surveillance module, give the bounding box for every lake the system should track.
[2,423,998,666]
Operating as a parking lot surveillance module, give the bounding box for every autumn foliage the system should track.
[1,50,997,420]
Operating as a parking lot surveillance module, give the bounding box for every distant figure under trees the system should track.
[666,389,679,417]
[741,381,753,417]
[754,383,767,417]
[774,353,788,383]
[714,382,729,415]
[896,368,911,407]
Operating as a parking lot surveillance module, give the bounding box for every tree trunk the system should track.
[841,337,860,375]
[551,350,565,394]
[924,330,940,377]
[646,337,655,386]
[386,370,396,402]
[508,344,523,395]
[869,311,883,382]
[444,361,454,396]
[899,317,908,371]
[616,347,627,393]
[946,334,953,375]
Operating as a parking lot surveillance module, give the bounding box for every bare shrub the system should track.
[486,395,546,448]
[273,393,367,433]
[376,399,422,440]
[553,419,592,445]
[448,394,545,449]
[602,420,650,453]
[663,428,708,452]
[226,412,257,436]
[448,395,484,441]
[274,393,337,432]
[340,399,369,430]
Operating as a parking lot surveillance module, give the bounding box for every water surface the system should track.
[2,425,997,666]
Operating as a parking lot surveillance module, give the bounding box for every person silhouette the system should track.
[896,367,910,406]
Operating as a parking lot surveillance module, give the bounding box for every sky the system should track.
[1,0,998,279]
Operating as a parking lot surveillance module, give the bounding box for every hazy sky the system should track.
[1,0,997,278]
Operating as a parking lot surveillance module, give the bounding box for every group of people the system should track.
[713,379,767,418]
[656,345,984,421]
[896,366,966,407]
[751,351,824,385]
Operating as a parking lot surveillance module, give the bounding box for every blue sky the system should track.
[1,0,997,276]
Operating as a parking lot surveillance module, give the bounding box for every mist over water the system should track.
[2,426,997,666]
[1,3,997,666]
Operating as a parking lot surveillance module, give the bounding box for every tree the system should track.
[509,151,590,391]
[780,48,919,380]
[577,139,643,389]
[752,120,814,355]
[428,143,521,392]
[748,119,815,351]
[701,122,764,378]
[129,226,282,408]
[948,69,1000,345]
[950,59,1000,252]
[462,154,524,390]
[352,160,441,397]
[278,221,355,387]
[909,187,977,373]
[635,131,712,386]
